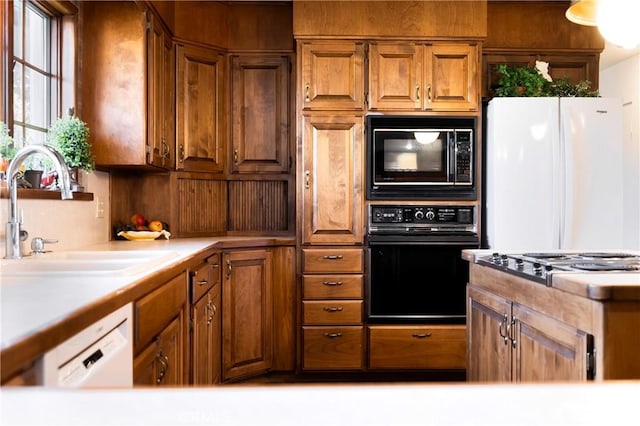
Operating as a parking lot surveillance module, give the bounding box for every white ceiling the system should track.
[600,40,640,70]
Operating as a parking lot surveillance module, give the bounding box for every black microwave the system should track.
[366,115,476,200]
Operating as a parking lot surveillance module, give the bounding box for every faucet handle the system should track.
[31,237,58,254]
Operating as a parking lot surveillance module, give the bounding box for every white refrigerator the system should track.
[485,97,627,252]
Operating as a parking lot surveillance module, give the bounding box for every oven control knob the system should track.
[414,210,424,220]
[533,262,543,275]
[425,210,435,221]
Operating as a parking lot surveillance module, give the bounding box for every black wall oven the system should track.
[366,204,479,324]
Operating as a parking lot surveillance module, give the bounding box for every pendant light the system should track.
[566,0,640,48]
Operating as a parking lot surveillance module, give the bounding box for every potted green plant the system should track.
[47,111,94,191]
[493,63,599,98]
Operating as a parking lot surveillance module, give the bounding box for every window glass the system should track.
[12,0,54,150]
[25,4,48,70]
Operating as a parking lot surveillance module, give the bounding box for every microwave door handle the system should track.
[448,133,455,183]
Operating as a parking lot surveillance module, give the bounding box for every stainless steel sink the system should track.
[0,250,179,276]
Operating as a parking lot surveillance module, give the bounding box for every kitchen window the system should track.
[2,0,77,152]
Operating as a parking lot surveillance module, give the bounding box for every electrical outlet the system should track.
[96,197,105,219]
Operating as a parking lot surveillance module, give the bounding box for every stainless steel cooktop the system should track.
[477,252,640,285]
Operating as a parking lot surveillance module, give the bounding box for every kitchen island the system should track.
[463,249,640,382]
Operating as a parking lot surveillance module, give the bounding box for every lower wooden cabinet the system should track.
[467,284,590,382]
[222,249,273,381]
[133,272,188,386]
[190,253,222,385]
[368,325,466,370]
[134,316,184,386]
[302,326,364,370]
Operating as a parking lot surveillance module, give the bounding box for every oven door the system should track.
[366,241,475,324]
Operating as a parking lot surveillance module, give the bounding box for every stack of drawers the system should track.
[301,248,364,370]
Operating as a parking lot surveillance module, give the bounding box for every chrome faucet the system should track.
[4,145,73,259]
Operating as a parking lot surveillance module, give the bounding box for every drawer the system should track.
[303,275,363,299]
[302,326,364,370]
[303,300,363,325]
[190,262,213,303]
[135,272,187,349]
[368,325,466,370]
[302,248,363,273]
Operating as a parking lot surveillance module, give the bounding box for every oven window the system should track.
[367,245,471,323]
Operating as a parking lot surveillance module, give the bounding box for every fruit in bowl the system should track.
[148,220,163,232]
[130,213,146,227]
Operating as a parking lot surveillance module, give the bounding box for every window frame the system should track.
[1,0,77,144]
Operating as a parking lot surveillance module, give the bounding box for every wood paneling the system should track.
[173,1,228,48]
[293,0,487,38]
[227,180,289,232]
[227,2,293,51]
[485,1,603,50]
[271,246,296,371]
[174,176,227,237]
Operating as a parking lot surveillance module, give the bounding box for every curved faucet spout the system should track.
[5,144,73,259]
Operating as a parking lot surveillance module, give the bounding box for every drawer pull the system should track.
[322,255,343,260]
[411,332,432,339]
[323,332,343,338]
[323,306,343,313]
[322,281,343,286]
[198,279,209,286]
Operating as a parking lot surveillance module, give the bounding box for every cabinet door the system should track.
[467,285,512,382]
[512,303,589,382]
[299,41,365,111]
[192,292,213,385]
[133,315,184,386]
[424,43,479,111]
[222,249,273,381]
[230,54,291,173]
[148,12,174,169]
[368,42,422,110]
[301,115,364,245]
[176,43,225,173]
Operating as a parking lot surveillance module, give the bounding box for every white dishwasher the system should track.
[36,303,133,388]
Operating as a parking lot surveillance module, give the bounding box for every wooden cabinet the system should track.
[176,43,225,173]
[133,272,188,386]
[368,41,479,111]
[467,283,590,382]
[148,11,175,169]
[299,40,365,111]
[190,253,222,385]
[229,54,292,174]
[368,325,466,370]
[222,249,273,381]
[301,248,364,371]
[300,114,364,245]
[80,1,174,170]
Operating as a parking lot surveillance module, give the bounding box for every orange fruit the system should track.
[148,220,163,232]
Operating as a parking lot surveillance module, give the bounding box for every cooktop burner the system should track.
[570,263,640,272]
[477,251,640,286]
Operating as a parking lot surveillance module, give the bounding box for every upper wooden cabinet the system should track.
[299,41,365,111]
[229,54,292,174]
[176,43,225,174]
[80,1,174,170]
[368,42,479,111]
[300,114,364,245]
[148,11,175,169]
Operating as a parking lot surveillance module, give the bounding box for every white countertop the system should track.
[2,381,640,425]
[0,238,218,352]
